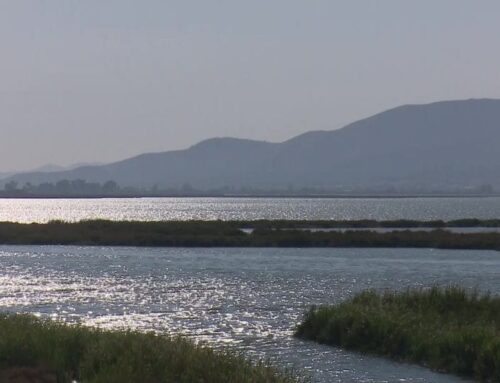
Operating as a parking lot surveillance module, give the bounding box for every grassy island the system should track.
[295,287,500,381]
[0,314,294,383]
[1,220,500,249]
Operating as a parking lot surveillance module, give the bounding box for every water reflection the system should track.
[0,246,485,382]
[1,197,500,222]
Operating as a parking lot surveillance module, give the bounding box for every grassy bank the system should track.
[238,218,500,229]
[1,220,500,249]
[0,313,294,383]
[295,287,500,381]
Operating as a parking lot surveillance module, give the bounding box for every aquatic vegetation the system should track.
[0,220,500,249]
[236,218,500,229]
[0,314,295,383]
[295,287,500,381]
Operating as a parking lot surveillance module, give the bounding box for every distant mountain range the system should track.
[4,99,500,193]
[0,163,102,181]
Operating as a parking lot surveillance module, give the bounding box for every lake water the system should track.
[3,246,499,382]
[1,196,500,223]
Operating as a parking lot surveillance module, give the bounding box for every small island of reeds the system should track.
[295,287,500,381]
[1,219,500,249]
[0,314,295,383]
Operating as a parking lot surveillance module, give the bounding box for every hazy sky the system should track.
[2,1,500,171]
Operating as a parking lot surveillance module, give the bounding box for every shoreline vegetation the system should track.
[1,179,499,199]
[2,193,500,199]
[295,287,500,381]
[0,314,295,383]
[1,219,500,249]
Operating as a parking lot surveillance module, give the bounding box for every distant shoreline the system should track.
[1,193,499,199]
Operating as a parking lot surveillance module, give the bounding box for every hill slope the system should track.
[6,99,500,191]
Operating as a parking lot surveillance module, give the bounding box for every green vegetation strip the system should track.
[295,287,500,381]
[0,314,294,383]
[239,218,500,229]
[1,220,500,249]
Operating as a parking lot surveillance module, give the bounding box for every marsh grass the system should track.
[295,286,500,381]
[1,220,500,249]
[0,314,295,383]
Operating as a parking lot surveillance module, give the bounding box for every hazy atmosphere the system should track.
[2,0,500,171]
[3,4,500,383]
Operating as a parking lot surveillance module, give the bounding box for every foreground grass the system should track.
[1,220,500,249]
[0,314,295,383]
[295,287,500,381]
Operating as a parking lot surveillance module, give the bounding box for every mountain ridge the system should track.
[4,98,500,192]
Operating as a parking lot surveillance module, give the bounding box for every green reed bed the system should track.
[295,287,500,381]
[1,220,500,249]
[0,314,295,383]
[238,218,500,229]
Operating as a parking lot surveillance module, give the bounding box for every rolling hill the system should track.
[5,99,500,192]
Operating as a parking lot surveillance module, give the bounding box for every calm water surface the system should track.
[1,197,500,222]
[2,246,497,382]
